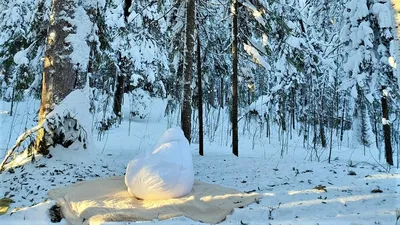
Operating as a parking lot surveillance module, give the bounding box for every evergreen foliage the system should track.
[0,0,398,162]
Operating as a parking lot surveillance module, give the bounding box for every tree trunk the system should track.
[208,76,215,107]
[113,73,124,120]
[291,87,295,131]
[181,0,195,142]
[124,0,133,22]
[340,99,346,142]
[113,54,126,122]
[231,0,239,157]
[266,113,270,138]
[320,89,327,148]
[219,76,224,108]
[9,72,17,117]
[197,33,204,156]
[175,60,184,101]
[36,0,77,155]
[382,87,393,165]
[320,122,327,148]
[303,85,308,147]
[329,77,339,163]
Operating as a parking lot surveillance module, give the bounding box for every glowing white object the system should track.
[125,128,194,200]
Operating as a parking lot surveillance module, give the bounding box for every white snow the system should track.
[350,85,358,99]
[365,93,374,103]
[65,6,92,71]
[243,43,271,70]
[286,36,302,49]
[249,95,270,115]
[0,201,67,225]
[382,89,389,97]
[121,90,167,122]
[388,56,396,68]
[382,118,390,125]
[262,33,268,46]
[13,49,29,65]
[45,89,94,149]
[242,0,266,25]
[346,0,369,26]
[0,1,399,224]
[348,21,373,48]
[372,3,393,28]
[0,96,397,225]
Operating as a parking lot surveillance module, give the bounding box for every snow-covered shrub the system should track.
[0,0,50,101]
[129,89,152,120]
[39,112,88,153]
[37,90,93,154]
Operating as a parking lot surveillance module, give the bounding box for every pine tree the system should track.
[232,0,239,156]
[0,0,47,102]
[197,31,204,156]
[181,0,195,142]
[341,0,375,148]
[35,0,78,154]
[371,0,398,165]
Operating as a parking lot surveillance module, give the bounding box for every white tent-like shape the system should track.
[125,128,194,200]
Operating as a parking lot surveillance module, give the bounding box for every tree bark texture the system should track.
[197,34,204,156]
[113,54,126,121]
[181,0,195,143]
[381,87,393,165]
[232,0,239,157]
[36,0,77,155]
[124,0,132,22]
[113,74,124,120]
[219,76,224,108]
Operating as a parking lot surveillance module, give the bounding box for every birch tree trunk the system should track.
[36,0,77,155]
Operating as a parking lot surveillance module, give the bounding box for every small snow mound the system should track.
[372,3,392,28]
[47,89,94,149]
[249,95,270,115]
[286,36,302,49]
[13,49,29,65]
[48,90,91,129]
[65,6,92,71]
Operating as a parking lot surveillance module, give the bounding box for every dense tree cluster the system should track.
[0,0,398,165]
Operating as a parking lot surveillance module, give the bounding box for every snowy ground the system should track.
[0,99,399,225]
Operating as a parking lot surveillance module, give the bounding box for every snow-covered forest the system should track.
[0,0,399,224]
